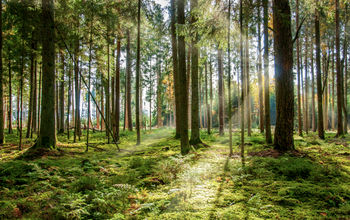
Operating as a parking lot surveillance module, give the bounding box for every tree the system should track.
[257,0,264,134]
[273,0,294,151]
[34,0,56,149]
[114,37,121,141]
[0,0,4,144]
[227,0,232,156]
[190,0,201,145]
[135,0,141,145]
[177,0,190,155]
[296,0,303,136]
[170,0,180,138]
[126,30,132,131]
[263,0,272,143]
[335,0,343,136]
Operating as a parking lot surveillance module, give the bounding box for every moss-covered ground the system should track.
[0,128,349,219]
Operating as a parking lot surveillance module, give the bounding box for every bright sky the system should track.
[154,0,169,8]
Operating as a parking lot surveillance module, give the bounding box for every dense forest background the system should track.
[0,0,349,219]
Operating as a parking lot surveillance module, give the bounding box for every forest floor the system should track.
[0,128,350,219]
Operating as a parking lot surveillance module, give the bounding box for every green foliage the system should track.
[0,129,350,219]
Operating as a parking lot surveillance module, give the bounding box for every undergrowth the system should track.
[0,128,349,219]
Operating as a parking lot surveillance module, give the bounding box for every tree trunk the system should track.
[8,61,13,134]
[305,32,309,134]
[190,0,201,145]
[257,0,264,133]
[38,64,42,133]
[343,6,348,133]
[170,0,180,138]
[336,0,343,136]
[263,0,272,143]
[205,60,210,134]
[74,43,81,142]
[316,4,325,139]
[136,0,141,144]
[177,0,190,154]
[187,45,191,129]
[332,45,335,130]
[35,0,56,149]
[240,0,245,164]
[0,0,4,144]
[26,39,35,138]
[32,55,37,137]
[296,0,303,136]
[58,51,65,134]
[311,40,316,132]
[157,57,162,128]
[126,30,133,131]
[67,58,71,139]
[115,37,121,141]
[218,48,224,135]
[227,0,233,155]
[273,0,294,151]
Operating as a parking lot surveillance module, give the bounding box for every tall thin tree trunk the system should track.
[218,48,224,136]
[170,0,180,138]
[263,0,272,143]
[240,0,245,164]
[178,0,190,154]
[257,0,264,133]
[35,0,56,149]
[205,60,210,134]
[296,0,303,136]
[273,0,294,151]
[227,0,233,156]
[8,61,13,134]
[38,64,42,133]
[0,0,4,144]
[26,39,35,138]
[135,0,141,145]
[58,51,65,134]
[32,55,37,137]
[115,37,121,141]
[126,30,132,131]
[315,4,324,139]
[336,0,343,136]
[157,57,162,128]
[305,32,309,134]
[67,58,71,139]
[190,0,201,145]
[332,45,335,130]
[311,40,316,132]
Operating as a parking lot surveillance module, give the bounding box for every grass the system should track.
[0,128,349,219]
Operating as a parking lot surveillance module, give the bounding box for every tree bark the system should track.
[157,57,162,128]
[58,50,65,134]
[311,39,316,132]
[136,0,141,144]
[263,0,272,143]
[8,61,13,134]
[170,0,180,138]
[35,0,56,149]
[336,0,344,136]
[273,0,294,151]
[177,0,190,154]
[218,48,224,135]
[315,4,324,139]
[296,0,303,136]
[190,0,201,145]
[115,37,121,141]
[0,0,4,144]
[257,0,264,133]
[126,30,133,131]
